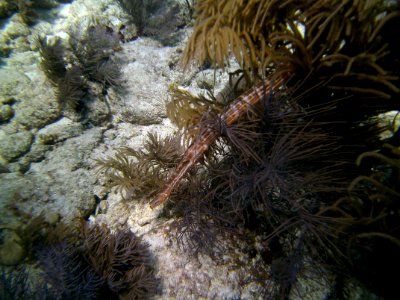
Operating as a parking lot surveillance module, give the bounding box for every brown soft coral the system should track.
[83,224,158,299]
[95,132,184,201]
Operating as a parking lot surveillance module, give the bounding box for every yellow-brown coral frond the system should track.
[166,85,223,136]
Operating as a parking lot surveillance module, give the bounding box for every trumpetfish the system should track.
[150,73,288,208]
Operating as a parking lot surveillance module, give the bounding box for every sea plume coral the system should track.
[0,267,35,300]
[69,20,122,88]
[37,19,123,118]
[318,142,400,298]
[37,35,67,85]
[36,222,158,299]
[56,65,87,111]
[83,224,158,299]
[38,242,103,300]
[182,0,400,103]
[95,132,184,201]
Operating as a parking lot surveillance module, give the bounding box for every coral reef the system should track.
[140,0,400,298]
[91,0,400,291]
[1,0,399,298]
[0,1,18,19]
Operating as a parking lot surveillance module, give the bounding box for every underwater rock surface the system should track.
[0,129,33,161]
